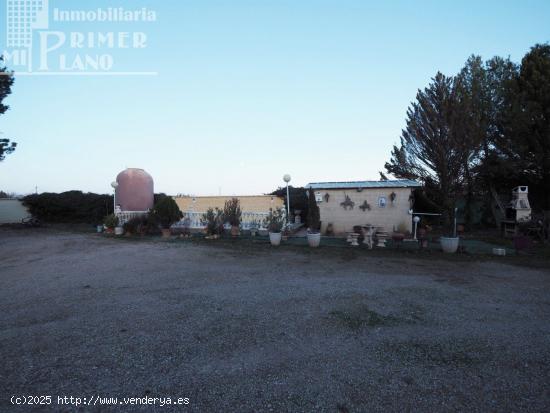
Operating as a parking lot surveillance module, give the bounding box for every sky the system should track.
[0,0,549,196]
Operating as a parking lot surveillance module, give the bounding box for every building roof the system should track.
[305,179,422,190]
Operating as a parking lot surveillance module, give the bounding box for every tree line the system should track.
[384,43,550,232]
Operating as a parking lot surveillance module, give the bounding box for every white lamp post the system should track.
[283,174,291,225]
[110,181,118,214]
[413,216,420,240]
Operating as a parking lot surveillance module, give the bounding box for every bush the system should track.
[306,188,321,232]
[123,216,142,234]
[202,208,224,236]
[270,186,309,223]
[23,191,113,224]
[263,208,285,233]
[151,197,183,229]
[122,214,158,235]
[223,197,242,227]
[103,213,118,229]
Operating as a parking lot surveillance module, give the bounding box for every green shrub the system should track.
[263,208,285,233]
[122,214,157,235]
[306,188,321,232]
[23,191,112,224]
[123,216,142,233]
[202,208,224,236]
[103,213,118,229]
[151,197,183,229]
[223,197,242,227]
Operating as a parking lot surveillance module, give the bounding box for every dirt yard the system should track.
[1,227,549,412]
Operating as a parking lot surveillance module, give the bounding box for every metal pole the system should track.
[286,182,290,226]
[453,207,458,237]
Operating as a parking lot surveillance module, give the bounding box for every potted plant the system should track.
[440,207,459,253]
[249,219,261,237]
[223,197,242,237]
[392,221,407,242]
[151,196,183,238]
[123,216,144,237]
[263,208,284,246]
[203,208,224,239]
[103,213,118,234]
[306,188,321,247]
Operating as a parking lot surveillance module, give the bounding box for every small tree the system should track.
[151,196,183,229]
[223,197,242,227]
[263,208,285,233]
[306,188,321,232]
[103,214,118,229]
[203,207,224,236]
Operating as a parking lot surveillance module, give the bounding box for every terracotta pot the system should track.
[106,227,114,234]
[161,228,171,238]
[114,226,124,236]
[392,232,405,242]
[231,225,240,237]
[269,232,282,246]
[307,232,321,248]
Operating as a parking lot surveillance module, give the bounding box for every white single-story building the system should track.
[305,179,422,235]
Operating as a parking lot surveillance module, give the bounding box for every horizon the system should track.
[1,0,549,196]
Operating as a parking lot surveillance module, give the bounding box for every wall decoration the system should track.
[340,195,355,210]
[323,193,330,202]
[390,192,396,203]
[359,200,371,211]
[356,187,363,192]
[378,196,387,208]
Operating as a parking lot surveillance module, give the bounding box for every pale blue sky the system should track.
[1,0,549,195]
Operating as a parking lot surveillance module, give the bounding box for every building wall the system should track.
[0,199,29,224]
[315,187,413,235]
[174,195,284,213]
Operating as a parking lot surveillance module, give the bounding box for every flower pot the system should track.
[269,232,282,246]
[392,232,405,242]
[96,225,103,233]
[161,228,171,238]
[440,236,459,253]
[307,232,321,248]
[114,226,124,236]
[105,227,114,234]
[231,225,240,237]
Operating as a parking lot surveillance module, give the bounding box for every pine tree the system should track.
[0,56,16,161]
[385,72,470,228]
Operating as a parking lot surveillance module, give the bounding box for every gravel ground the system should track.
[1,227,549,412]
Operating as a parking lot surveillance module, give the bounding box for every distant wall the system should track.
[174,195,284,213]
[0,199,29,224]
[315,187,414,235]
